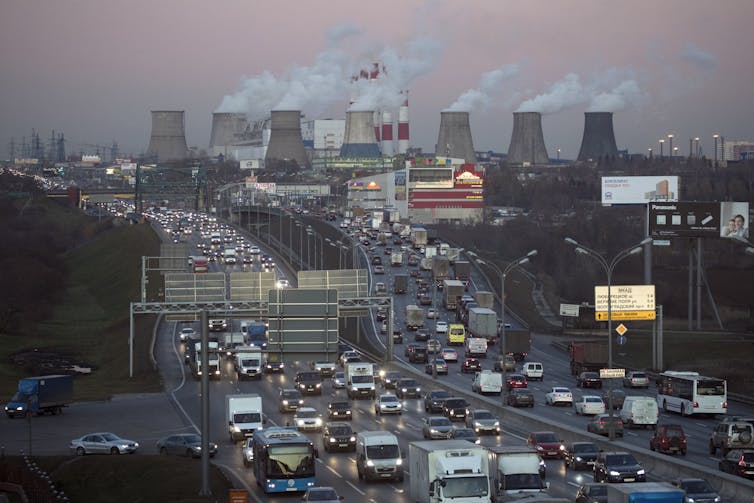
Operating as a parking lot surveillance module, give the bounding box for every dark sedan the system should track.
[593,451,646,483]
[587,414,624,438]
[424,389,451,413]
[507,388,535,408]
[564,441,599,470]
[156,434,217,458]
[396,378,422,398]
[327,401,352,421]
[461,358,481,373]
[719,449,754,479]
[577,371,603,389]
[506,373,528,390]
[602,388,627,409]
[322,422,356,453]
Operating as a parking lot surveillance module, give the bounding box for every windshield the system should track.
[607,454,638,466]
[352,376,374,384]
[431,418,452,427]
[183,435,201,443]
[241,359,260,367]
[366,444,399,459]
[445,399,467,408]
[381,397,399,404]
[697,379,725,395]
[10,391,28,402]
[504,473,545,490]
[442,476,489,498]
[335,372,344,379]
[433,391,451,399]
[682,480,714,493]
[536,433,558,442]
[329,426,352,436]
[574,444,598,454]
[266,445,315,478]
[234,412,261,423]
[401,380,417,387]
[297,410,318,418]
[475,411,493,419]
[298,373,321,382]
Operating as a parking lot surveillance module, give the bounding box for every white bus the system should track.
[656,371,727,416]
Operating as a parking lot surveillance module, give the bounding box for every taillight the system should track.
[723,401,728,409]
[693,401,699,408]
[739,457,746,467]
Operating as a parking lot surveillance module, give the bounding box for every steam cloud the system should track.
[446,64,520,112]
[587,80,641,112]
[681,43,717,70]
[516,73,587,114]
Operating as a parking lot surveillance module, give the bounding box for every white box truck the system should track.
[234,346,263,380]
[406,304,425,330]
[345,362,375,399]
[488,446,548,500]
[409,440,491,503]
[190,341,220,379]
[226,393,263,442]
[468,308,498,344]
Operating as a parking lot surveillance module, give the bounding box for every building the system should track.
[302,119,346,153]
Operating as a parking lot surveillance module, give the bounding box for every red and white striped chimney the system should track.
[381,111,394,156]
[397,91,409,154]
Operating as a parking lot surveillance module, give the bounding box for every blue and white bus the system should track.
[656,371,727,416]
[251,427,317,493]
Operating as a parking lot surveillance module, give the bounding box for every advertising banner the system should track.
[649,201,749,240]
[601,176,679,205]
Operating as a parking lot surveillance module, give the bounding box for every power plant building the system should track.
[577,112,618,161]
[146,110,189,161]
[302,119,345,152]
[340,110,381,158]
[507,112,549,165]
[435,111,477,164]
[265,110,310,168]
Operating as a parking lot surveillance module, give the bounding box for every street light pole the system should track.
[713,134,719,167]
[564,237,652,440]
[659,139,664,159]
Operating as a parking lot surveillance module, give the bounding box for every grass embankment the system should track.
[0,221,163,401]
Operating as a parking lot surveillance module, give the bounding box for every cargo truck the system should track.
[569,340,608,375]
[409,440,491,503]
[446,247,462,264]
[443,279,465,310]
[394,274,408,294]
[412,227,428,249]
[473,291,494,310]
[221,332,247,357]
[433,256,450,287]
[226,393,264,442]
[243,321,268,350]
[454,260,471,284]
[468,307,498,343]
[391,252,403,267]
[606,482,685,503]
[189,341,221,379]
[406,304,425,330]
[5,375,73,418]
[488,446,548,501]
[504,329,531,362]
[420,257,433,271]
[345,362,376,399]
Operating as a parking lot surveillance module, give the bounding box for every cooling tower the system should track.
[507,112,549,165]
[146,110,188,161]
[340,110,380,158]
[264,110,309,167]
[381,111,394,157]
[435,111,477,163]
[209,112,248,150]
[577,112,618,161]
[397,93,409,154]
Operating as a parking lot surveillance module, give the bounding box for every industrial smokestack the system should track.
[209,112,248,150]
[146,110,189,161]
[340,110,380,158]
[577,111,618,161]
[381,111,394,157]
[435,111,477,163]
[264,110,309,167]
[374,111,381,144]
[397,92,409,154]
[507,112,549,165]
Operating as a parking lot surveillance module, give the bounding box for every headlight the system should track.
[575,456,583,461]
[352,387,358,392]
[350,436,356,442]
[315,418,322,426]
[474,421,482,428]
[296,419,305,426]
[637,469,645,475]
[535,445,543,451]
[299,384,305,388]
[366,460,374,467]
[609,470,620,476]
[494,421,500,426]
[430,429,438,434]
[396,458,403,466]
[450,411,455,415]
[417,387,421,392]
[283,400,289,405]
[401,388,408,392]
[559,445,565,450]
[315,383,321,388]
[345,410,351,414]
[329,437,337,443]
[298,400,304,405]
[233,425,241,432]
[475,439,481,444]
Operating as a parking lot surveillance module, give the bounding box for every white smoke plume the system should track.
[681,43,717,70]
[516,73,587,114]
[446,63,520,112]
[587,80,641,112]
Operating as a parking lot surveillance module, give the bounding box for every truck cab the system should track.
[356,431,404,483]
[235,347,263,380]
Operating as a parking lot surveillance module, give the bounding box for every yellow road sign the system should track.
[615,323,628,336]
[595,310,656,321]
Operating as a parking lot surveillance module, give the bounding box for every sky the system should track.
[1,0,753,161]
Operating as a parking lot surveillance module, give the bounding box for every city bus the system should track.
[191,256,209,273]
[656,371,727,416]
[251,427,317,493]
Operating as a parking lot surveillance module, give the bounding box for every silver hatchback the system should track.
[422,416,454,440]
[70,432,139,455]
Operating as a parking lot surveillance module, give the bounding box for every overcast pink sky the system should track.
[2,0,752,160]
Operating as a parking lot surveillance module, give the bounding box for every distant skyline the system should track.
[1,0,753,160]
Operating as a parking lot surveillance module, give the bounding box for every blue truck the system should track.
[607,482,685,503]
[243,320,268,350]
[4,375,73,418]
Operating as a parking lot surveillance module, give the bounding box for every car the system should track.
[396,378,422,398]
[293,407,323,431]
[593,451,646,483]
[545,387,574,406]
[249,245,261,255]
[419,295,432,306]
[408,256,419,266]
[302,487,344,502]
[450,427,480,445]
[574,395,606,415]
[382,371,402,389]
[392,330,404,344]
[276,279,289,289]
[422,416,454,439]
[179,327,195,342]
[461,358,481,373]
[414,329,430,341]
[339,350,360,367]
[242,255,253,264]
[311,361,336,378]
[671,478,721,502]
[371,255,382,265]
[373,265,385,274]
[156,433,217,458]
[405,342,423,357]
[424,389,451,413]
[719,449,754,479]
[295,371,323,395]
[242,438,254,466]
[506,373,528,389]
[70,432,139,455]
[279,388,304,413]
[623,370,650,388]
[564,441,600,470]
[465,409,501,435]
[586,413,625,437]
[650,424,687,455]
[376,309,387,321]
[409,347,428,363]
[527,431,565,459]
[493,355,516,372]
[322,422,356,453]
[327,401,352,421]
[384,247,393,255]
[426,308,440,319]
[442,397,470,422]
[709,419,754,456]
[522,362,544,381]
[425,358,448,375]
[602,388,627,409]
[375,394,403,415]
[435,321,448,334]
[507,388,535,407]
[426,339,442,354]
[577,371,603,389]
[574,483,608,503]
[440,347,458,363]
[333,371,346,389]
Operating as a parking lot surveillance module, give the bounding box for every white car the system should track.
[242,438,254,466]
[623,371,650,388]
[276,279,290,289]
[375,394,403,415]
[249,245,261,255]
[574,395,606,415]
[545,387,573,406]
[179,327,195,342]
[441,348,458,363]
[333,372,346,389]
[426,308,440,319]
[435,321,448,334]
[293,407,323,431]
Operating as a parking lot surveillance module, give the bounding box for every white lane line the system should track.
[326,465,343,478]
[346,481,366,495]
[626,431,639,436]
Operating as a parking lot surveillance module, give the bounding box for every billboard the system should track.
[239,159,259,170]
[601,176,679,205]
[594,284,656,321]
[649,202,750,239]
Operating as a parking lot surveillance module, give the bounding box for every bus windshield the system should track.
[266,445,315,477]
[697,379,725,395]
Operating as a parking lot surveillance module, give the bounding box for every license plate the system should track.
[338,444,348,447]
[587,461,595,465]
[624,478,635,482]
[547,451,556,456]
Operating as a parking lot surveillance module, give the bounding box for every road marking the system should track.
[626,431,638,436]
[326,465,343,478]
[695,422,707,428]
[346,481,366,495]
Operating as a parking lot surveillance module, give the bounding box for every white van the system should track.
[522,362,544,381]
[356,431,404,482]
[472,370,503,395]
[620,396,659,428]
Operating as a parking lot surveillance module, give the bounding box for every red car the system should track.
[506,373,528,389]
[461,358,481,373]
[527,431,565,459]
